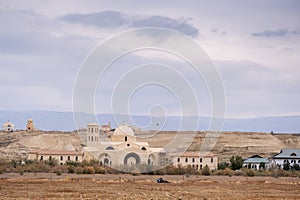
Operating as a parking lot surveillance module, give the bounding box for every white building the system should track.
[171,151,218,170]
[3,121,14,132]
[243,155,271,170]
[84,123,168,172]
[273,148,300,169]
[28,150,83,165]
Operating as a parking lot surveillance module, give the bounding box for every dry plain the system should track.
[0,173,299,199]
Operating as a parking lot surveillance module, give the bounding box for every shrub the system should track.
[19,170,24,176]
[68,165,75,173]
[234,169,246,176]
[45,158,58,167]
[94,166,106,174]
[201,165,211,176]
[223,168,234,176]
[75,167,83,174]
[66,160,80,167]
[89,159,100,166]
[218,162,229,170]
[83,166,95,174]
[56,169,62,176]
[247,169,255,177]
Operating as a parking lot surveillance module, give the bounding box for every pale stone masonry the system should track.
[171,151,218,170]
[28,150,83,164]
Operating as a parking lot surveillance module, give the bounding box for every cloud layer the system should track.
[0,0,299,119]
[61,11,199,36]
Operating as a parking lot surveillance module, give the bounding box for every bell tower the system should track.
[26,118,34,132]
[86,123,100,146]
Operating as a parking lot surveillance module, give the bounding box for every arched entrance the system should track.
[124,152,140,165]
[147,154,156,165]
[99,153,111,166]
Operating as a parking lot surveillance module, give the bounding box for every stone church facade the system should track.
[83,123,168,171]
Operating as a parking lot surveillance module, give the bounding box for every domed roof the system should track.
[114,125,134,136]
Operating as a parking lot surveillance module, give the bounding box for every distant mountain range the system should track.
[0,110,299,133]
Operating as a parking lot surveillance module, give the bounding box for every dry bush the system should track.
[75,166,84,174]
[222,168,234,176]
[68,165,75,173]
[83,166,95,174]
[246,169,255,177]
[94,166,106,174]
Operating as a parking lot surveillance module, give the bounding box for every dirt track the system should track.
[0,174,299,199]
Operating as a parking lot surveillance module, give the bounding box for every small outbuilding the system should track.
[243,155,271,170]
[3,121,14,132]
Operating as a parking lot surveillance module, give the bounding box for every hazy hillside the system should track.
[0,110,299,133]
[0,130,299,162]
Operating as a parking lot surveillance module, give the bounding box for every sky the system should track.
[0,0,300,118]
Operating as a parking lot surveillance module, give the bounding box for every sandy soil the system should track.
[0,174,299,199]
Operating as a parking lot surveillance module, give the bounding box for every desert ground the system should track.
[0,173,299,199]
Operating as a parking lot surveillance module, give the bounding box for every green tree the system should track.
[201,165,211,176]
[292,163,300,171]
[230,156,243,170]
[283,160,290,171]
[218,162,229,170]
[259,162,266,170]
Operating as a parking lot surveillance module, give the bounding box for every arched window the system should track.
[105,146,115,150]
[200,158,202,163]
[211,158,214,163]
[192,158,195,163]
[291,153,297,156]
[125,136,127,142]
[60,156,63,161]
[141,147,146,150]
[177,157,180,162]
[185,158,188,162]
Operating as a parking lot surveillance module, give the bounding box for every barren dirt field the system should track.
[0,174,299,199]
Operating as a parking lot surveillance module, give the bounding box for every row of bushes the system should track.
[2,158,300,177]
[213,167,300,177]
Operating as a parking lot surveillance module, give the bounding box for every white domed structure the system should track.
[114,125,134,136]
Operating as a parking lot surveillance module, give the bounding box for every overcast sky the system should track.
[0,0,299,118]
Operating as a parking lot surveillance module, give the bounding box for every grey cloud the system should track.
[290,29,300,35]
[61,11,199,37]
[252,29,288,37]
[251,29,300,37]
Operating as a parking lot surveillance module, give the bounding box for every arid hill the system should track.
[0,130,299,162]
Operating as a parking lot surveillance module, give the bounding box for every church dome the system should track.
[114,125,134,136]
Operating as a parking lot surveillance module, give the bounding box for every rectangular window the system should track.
[177,158,180,162]
[49,156,52,160]
[200,158,202,163]
[75,156,78,161]
[185,158,188,162]
[60,156,63,161]
[68,156,70,161]
[211,158,213,163]
[192,158,195,163]
[40,156,43,161]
